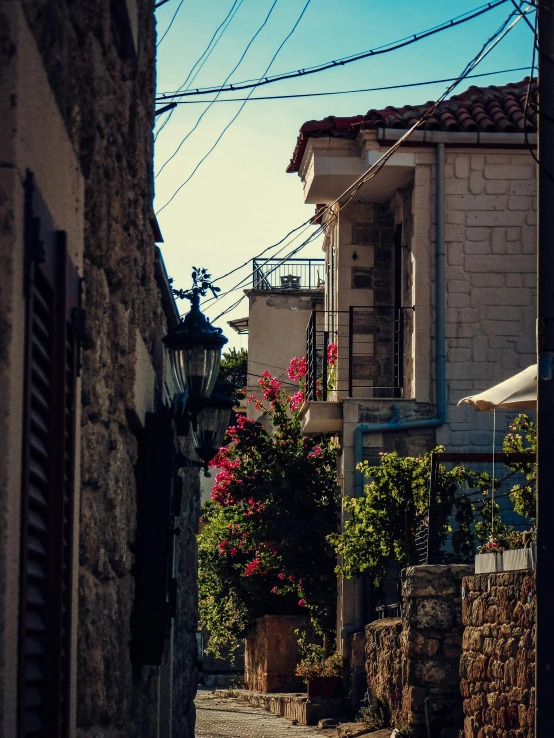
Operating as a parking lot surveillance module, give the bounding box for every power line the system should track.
[155,0,509,100]
[157,0,185,46]
[164,67,531,105]
[206,5,529,326]
[156,0,313,214]
[156,0,280,179]
[155,0,245,140]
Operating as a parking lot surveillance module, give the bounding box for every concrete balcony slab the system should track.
[299,401,343,435]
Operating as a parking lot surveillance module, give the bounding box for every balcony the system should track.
[305,307,414,401]
[252,258,325,291]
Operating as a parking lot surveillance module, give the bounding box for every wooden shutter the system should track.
[18,172,82,738]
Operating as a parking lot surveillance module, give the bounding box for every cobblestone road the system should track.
[195,688,322,738]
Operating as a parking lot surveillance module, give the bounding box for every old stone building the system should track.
[0,2,199,736]
[282,79,538,652]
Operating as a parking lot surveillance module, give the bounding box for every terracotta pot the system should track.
[307,676,343,699]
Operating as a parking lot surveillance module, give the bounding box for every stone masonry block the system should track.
[508,195,533,211]
[455,155,470,179]
[470,273,506,287]
[506,227,520,241]
[446,211,465,224]
[448,194,507,211]
[464,241,490,255]
[527,210,537,226]
[446,178,469,195]
[448,294,470,308]
[485,179,508,194]
[484,164,534,179]
[447,242,464,266]
[522,227,536,254]
[463,255,532,273]
[486,154,512,164]
[481,321,523,336]
[469,171,484,194]
[447,280,470,294]
[472,336,488,363]
[470,287,531,306]
[466,211,527,227]
[506,274,523,287]
[491,228,506,255]
[465,227,490,242]
[448,348,471,362]
[509,179,536,196]
[506,241,522,255]
[484,306,522,321]
[471,154,485,170]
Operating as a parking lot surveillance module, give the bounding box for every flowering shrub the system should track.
[198,367,338,658]
[477,537,504,554]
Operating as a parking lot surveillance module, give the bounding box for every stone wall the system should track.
[460,571,535,738]
[0,1,202,736]
[365,565,472,737]
[365,618,403,724]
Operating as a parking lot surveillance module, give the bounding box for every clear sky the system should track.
[153,0,534,350]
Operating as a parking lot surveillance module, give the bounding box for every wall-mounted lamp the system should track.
[163,269,236,473]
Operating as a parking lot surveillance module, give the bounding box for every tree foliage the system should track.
[218,347,248,389]
[502,413,536,522]
[198,367,338,657]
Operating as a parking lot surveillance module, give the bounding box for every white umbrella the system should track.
[457,364,537,412]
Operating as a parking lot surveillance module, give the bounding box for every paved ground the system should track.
[195,688,323,738]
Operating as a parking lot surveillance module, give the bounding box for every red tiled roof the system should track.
[286,78,537,173]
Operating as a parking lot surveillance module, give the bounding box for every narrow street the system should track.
[195,688,322,738]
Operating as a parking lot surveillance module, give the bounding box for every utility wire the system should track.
[155,0,509,100]
[162,67,531,104]
[206,5,529,325]
[156,0,313,214]
[157,0,185,46]
[156,0,280,179]
[155,0,244,140]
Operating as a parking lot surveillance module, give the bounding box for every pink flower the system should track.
[258,371,282,401]
[327,343,338,367]
[271,586,280,594]
[288,356,307,381]
[289,390,305,412]
[278,572,286,580]
[230,547,238,556]
[245,558,262,576]
[308,445,322,459]
[298,599,306,607]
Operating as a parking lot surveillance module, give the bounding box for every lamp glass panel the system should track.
[170,345,221,398]
[192,404,232,460]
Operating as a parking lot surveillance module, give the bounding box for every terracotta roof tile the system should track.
[287,78,537,173]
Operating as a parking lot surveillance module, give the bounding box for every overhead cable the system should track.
[157,0,185,46]
[163,67,531,104]
[156,0,280,179]
[155,0,244,139]
[155,0,509,100]
[156,0,313,213]
[206,5,529,325]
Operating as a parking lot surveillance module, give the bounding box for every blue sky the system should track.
[153,0,534,349]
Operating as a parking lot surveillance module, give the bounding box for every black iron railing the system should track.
[417,451,535,565]
[305,307,414,401]
[252,258,324,291]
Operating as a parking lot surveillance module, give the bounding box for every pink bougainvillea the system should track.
[327,343,338,367]
[288,356,307,382]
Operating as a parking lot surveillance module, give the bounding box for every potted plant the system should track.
[501,529,536,572]
[475,537,504,574]
[295,633,344,699]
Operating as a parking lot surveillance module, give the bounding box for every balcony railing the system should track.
[252,258,325,291]
[305,307,414,401]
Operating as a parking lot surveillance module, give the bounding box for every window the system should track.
[19,172,82,738]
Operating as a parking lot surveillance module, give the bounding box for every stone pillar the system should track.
[244,615,310,693]
[402,565,472,737]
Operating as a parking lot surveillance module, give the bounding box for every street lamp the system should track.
[163,268,237,471]
[163,271,227,400]
[191,381,236,468]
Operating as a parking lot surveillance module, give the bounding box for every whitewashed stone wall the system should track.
[436,150,536,450]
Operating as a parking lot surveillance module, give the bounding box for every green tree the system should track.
[218,347,248,389]
[198,368,338,657]
[502,413,536,522]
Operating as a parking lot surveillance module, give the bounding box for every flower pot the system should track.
[475,552,503,574]
[307,676,343,699]
[503,545,536,572]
